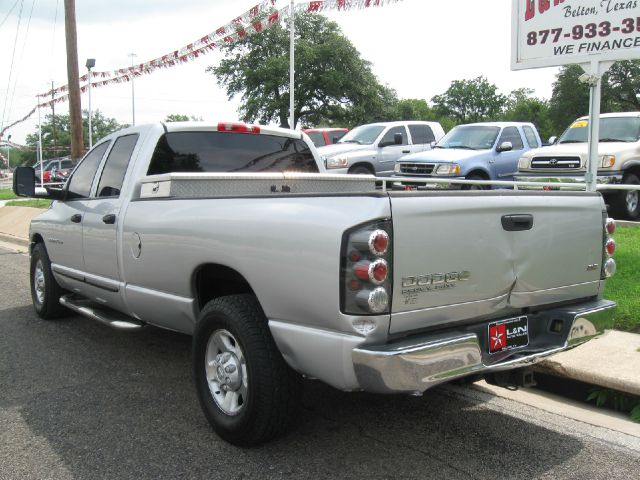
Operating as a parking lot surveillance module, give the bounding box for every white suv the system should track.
[516,112,640,219]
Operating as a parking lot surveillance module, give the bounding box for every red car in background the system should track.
[303,128,348,148]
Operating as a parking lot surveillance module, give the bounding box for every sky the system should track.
[0,0,561,145]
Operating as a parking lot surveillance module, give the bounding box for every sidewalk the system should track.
[0,204,638,397]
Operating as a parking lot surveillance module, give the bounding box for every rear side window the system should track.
[408,124,435,145]
[306,132,325,147]
[147,132,319,175]
[96,134,139,197]
[66,142,110,199]
[498,127,524,150]
[523,126,540,148]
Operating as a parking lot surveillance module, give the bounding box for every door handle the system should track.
[501,214,533,232]
[102,214,116,225]
[402,150,410,154]
[70,214,82,223]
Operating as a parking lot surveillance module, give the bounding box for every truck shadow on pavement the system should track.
[0,307,617,479]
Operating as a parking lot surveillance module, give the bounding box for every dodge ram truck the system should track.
[515,112,640,219]
[13,121,617,446]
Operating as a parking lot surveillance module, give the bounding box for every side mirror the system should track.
[430,141,437,148]
[548,136,557,145]
[394,133,403,145]
[13,167,36,197]
[497,141,513,153]
[13,166,65,200]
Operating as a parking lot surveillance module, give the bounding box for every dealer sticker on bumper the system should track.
[488,316,529,354]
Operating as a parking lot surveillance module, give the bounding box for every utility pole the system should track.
[64,0,83,160]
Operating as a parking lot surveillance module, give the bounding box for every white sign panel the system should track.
[512,0,640,70]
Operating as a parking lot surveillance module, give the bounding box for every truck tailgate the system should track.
[388,191,605,334]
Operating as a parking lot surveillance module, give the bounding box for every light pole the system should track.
[128,53,137,126]
[289,0,295,129]
[6,134,11,170]
[85,58,96,149]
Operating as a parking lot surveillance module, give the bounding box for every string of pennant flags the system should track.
[1,0,403,137]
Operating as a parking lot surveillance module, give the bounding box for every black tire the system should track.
[610,173,640,220]
[30,242,68,319]
[193,294,302,446]
[349,165,373,175]
[462,174,487,191]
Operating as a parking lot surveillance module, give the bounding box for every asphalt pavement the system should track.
[1,245,639,479]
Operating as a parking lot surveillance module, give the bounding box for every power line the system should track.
[49,0,60,80]
[0,0,20,30]
[1,0,24,135]
[7,0,37,130]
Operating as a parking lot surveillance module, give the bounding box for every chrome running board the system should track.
[60,293,145,331]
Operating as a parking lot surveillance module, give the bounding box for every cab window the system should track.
[96,134,139,197]
[498,127,524,150]
[379,126,408,147]
[66,142,110,199]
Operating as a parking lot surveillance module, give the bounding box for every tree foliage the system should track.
[164,114,203,122]
[503,88,553,141]
[547,60,640,134]
[208,12,396,128]
[23,110,127,163]
[431,76,506,124]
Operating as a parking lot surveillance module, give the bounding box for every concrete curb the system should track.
[537,331,640,397]
[0,232,29,247]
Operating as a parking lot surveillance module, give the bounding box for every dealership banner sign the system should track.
[511,0,640,69]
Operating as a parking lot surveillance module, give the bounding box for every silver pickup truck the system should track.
[13,121,617,446]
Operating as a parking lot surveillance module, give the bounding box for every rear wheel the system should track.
[610,173,640,220]
[193,294,302,446]
[30,243,68,319]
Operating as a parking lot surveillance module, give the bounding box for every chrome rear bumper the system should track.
[352,299,616,394]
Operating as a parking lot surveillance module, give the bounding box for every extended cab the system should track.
[13,121,616,446]
[515,112,640,219]
[318,121,445,176]
[393,122,542,188]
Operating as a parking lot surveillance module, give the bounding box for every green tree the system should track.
[208,12,396,128]
[503,88,553,141]
[24,110,127,163]
[164,114,203,122]
[604,61,640,110]
[431,76,507,124]
[546,61,640,134]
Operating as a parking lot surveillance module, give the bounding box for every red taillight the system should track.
[217,122,260,134]
[605,218,616,235]
[370,230,389,256]
[354,260,388,285]
[371,260,388,283]
[341,220,393,316]
[605,238,616,256]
